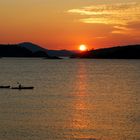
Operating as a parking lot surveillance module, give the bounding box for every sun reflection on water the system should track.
[70,61,96,139]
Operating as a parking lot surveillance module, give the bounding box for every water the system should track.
[0,58,139,140]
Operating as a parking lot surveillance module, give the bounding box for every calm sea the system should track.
[0,58,139,140]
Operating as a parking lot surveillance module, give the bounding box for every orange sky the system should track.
[0,0,139,50]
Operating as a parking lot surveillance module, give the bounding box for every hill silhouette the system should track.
[0,44,33,57]
[71,45,140,59]
[47,49,75,57]
[1,43,140,59]
[19,42,47,53]
[0,44,58,58]
[19,42,75,57]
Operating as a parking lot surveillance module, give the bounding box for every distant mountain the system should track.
[19,42,47,53]
[47,49,75,57]
[19,42,75,57]
[72,45,140,59]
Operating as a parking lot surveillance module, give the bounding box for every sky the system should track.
[0,0,139,50]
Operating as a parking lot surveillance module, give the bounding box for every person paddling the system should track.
[17,82,22,88]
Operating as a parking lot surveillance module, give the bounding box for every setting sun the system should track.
[79,45,87,51]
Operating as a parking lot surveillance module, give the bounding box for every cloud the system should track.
[112,25,132,33]
[94,36,106,39]
[112,24,140,35]
[68,2,140,26]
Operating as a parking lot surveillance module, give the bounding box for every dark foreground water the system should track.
[0,58,139,140]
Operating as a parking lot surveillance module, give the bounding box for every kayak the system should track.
[11,87,34,90]
[0,86,10,88]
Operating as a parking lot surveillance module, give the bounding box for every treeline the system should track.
[71,45,140,59]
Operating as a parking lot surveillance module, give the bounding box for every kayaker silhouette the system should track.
[17,82,22,88]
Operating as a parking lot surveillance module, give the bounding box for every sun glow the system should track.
[79,44,87,51]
